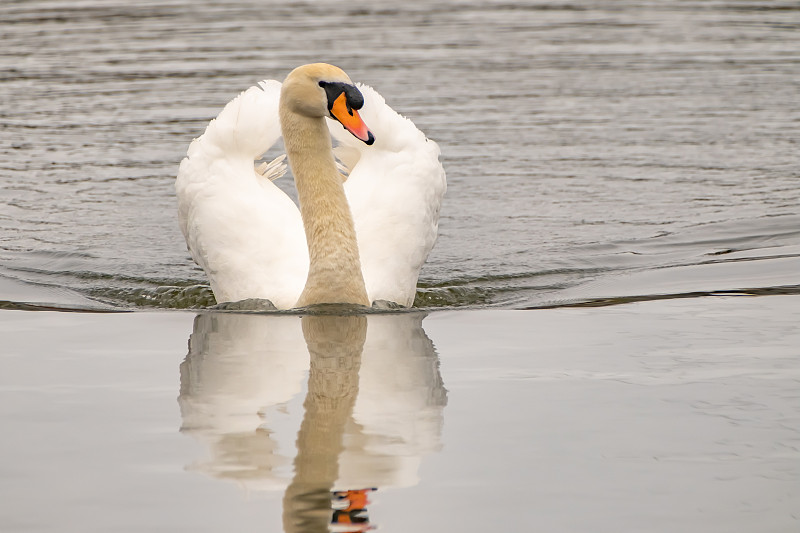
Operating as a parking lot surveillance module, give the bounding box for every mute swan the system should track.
[176,63,445,309]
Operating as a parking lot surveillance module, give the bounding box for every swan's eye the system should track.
[318,81,364,114]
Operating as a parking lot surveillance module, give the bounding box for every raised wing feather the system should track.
[176,81,308,309]
[331,84,446,306]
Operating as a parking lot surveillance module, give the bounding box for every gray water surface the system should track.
[1,4,799,531]
[1,0,798,310]
[1,298,798,532]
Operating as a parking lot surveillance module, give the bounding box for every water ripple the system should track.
[1,0,798,311]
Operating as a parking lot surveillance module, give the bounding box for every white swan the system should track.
[176,63,446,309]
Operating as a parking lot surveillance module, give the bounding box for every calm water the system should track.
[2,299,799,532]
[1,0,798,310]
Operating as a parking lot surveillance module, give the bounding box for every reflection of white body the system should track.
[178,314,308,491]
[175,76,446,308]
[337,314,446,490]
[178,312,446,492]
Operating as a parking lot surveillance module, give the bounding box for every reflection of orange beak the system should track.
[330,93,374,145]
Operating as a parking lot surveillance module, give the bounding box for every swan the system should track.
[176,63,445,309]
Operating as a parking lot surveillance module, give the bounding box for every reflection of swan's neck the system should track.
[280,110,369,307]
[282,315,368,533]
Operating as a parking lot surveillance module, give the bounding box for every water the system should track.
[1,2,799,531]
[2,299,799,532]
[1,0,798,310]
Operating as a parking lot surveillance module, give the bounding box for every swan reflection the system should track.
[179,311,447,530]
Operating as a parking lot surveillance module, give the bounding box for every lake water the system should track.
[1,0,799,531]
[2,0,798,310]
[2,300,799,532]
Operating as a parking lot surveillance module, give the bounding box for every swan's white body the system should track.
[176,78,445,309]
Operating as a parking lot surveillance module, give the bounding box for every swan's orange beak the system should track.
[330,93,375,145]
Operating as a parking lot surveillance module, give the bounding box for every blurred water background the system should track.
[2,0,798,310]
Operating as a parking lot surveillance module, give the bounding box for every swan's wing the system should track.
[333,84,446,306]
[176,80,308,309]
[255,154,287,181]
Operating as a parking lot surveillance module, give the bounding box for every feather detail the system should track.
[256,154,288,181]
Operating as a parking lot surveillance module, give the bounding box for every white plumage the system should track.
[176,77,446,309]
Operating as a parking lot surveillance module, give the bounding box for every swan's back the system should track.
[176,81,308,309]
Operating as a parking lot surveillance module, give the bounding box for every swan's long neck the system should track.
[280,110,370,307]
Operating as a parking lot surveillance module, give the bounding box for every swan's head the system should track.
[281,63,375,145]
